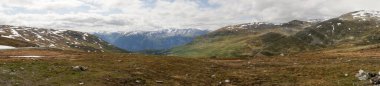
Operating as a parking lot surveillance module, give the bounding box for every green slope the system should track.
[171,35,255,58]
[170,11,380,58]
[170,21,311,58]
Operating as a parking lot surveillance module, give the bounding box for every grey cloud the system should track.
[1,0,380,32]
[104,19,131,26]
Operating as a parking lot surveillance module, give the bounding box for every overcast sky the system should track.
[0,0,380,32]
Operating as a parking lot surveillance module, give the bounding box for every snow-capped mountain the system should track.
[0,25,124,52]
[340,10,380,21]
[170,10,380,57]
[206,20,314,38]
[94,28,209,52]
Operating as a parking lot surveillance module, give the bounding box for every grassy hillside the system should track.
[170,34,255,58]
[0,37,38,47]
[261,18,380,55]
[170,21,312,58]
[171,11,380,58]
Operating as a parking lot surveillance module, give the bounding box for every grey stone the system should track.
[72,66,88,71]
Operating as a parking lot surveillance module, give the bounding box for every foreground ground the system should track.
[0,48,378,85]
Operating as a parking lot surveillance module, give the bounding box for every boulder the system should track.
[355,69,380,85]
[72,66,88,71]
[371,76,380,85]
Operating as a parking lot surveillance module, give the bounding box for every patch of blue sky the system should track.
[195,0,220,9]
[141,0,157,9]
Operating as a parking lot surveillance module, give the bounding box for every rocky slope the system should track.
[0,25,124,52]
[94,28,209,52]
[170,20,314,57]
[170,10,380,57]
[0,37,38,47]
[261,10,380,55]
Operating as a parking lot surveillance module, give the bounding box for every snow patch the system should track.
[83,33,88,40]
[352,10,380,19]
[2,29,21,39]
[316,25,322,28]
[0,45,16,50]
[239,24,248,29]
[52,30,67,34]
[49,44,56,47]
[337,23,342,26]
[331,25,335,34]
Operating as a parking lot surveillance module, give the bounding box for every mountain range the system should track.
[1,10,380,58]
[93,28,209,53]
[0,25,124,52]
[169,10,380,57]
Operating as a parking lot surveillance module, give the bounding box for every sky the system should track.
[0,0,380,32]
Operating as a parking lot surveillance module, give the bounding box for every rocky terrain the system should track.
[0,10,380,85]
[170,10,380,58]
[0,25,124,52]
[0,42,377,85]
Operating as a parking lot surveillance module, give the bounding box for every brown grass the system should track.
[0,48,377,85]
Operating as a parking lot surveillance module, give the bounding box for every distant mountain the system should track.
[93,28,209,52]
[169,20,314,57]
[261,10,380,55]
[0,25,124,52]
[170,10,380,57]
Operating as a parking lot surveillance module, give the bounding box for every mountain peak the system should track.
[93,28,209,51]
[0,25,124,52]
[351,10,380,18]
[339,10,380,20]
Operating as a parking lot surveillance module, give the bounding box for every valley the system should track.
[0,44,376,85]
[2,0,380,85]
[94,28,208,53]
[1,10,380,85]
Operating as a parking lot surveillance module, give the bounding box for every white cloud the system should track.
[0,0,380,32]
[1,0,83,10]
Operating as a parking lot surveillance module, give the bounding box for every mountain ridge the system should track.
[94,28,209,52]
[170,10,380,57]
[0,25,125,52]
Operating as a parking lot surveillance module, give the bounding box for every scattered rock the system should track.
[105,78,146,85]
[79,82,84,85]
[224,79,230,83]
[117,60,123,62]
[344,73,348,77]
[293,63,299,65]
[135,80,141,83]
[132,71,144,75]
[211,74,216,78]
[156,80,164,83]
[346,60,352,62]
[72,66,88,71]
[355,69,380,85]
[371,77,380,85]
[356,70,368,80]
[280,53,285,56]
